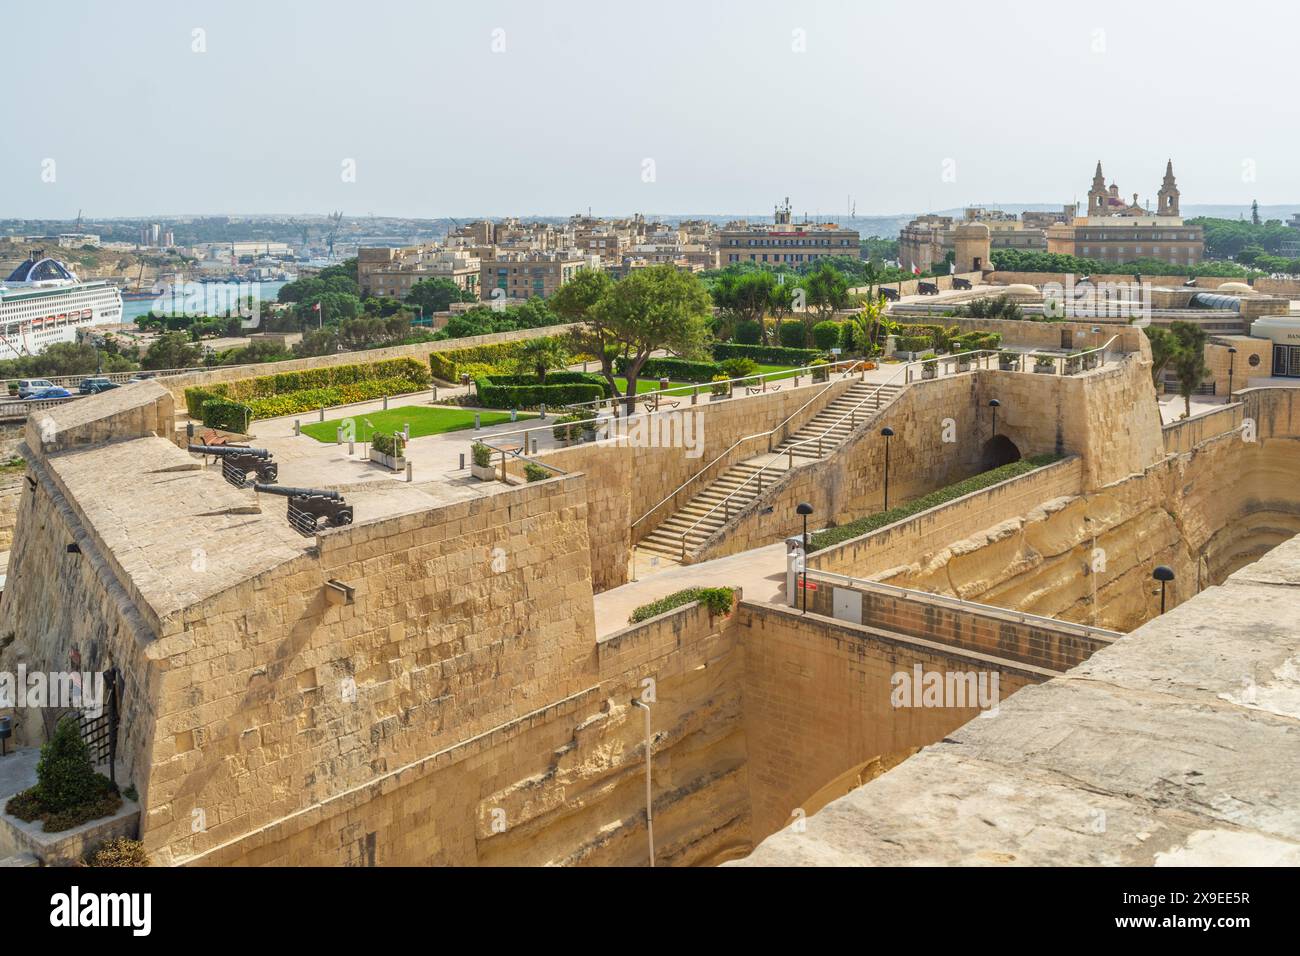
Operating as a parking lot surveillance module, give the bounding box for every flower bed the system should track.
[627,586,735,624]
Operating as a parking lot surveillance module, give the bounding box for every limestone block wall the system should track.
[24,381,175,455]
[737,601,1048,840]
[871,389,1300,631]
[160,323,580,402]
[689,374,987,563]
[806,457,1084,580]
[802,577,1116,673]
[521,378,857,591]
[0,475,22,552]
[186,596,750,867]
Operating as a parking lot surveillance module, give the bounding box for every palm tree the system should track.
[513,337,570,383]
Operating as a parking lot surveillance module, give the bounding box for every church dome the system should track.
[5,256,77,284]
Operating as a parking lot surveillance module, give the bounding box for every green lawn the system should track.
[613,377,695,396]
[301,406,532,443]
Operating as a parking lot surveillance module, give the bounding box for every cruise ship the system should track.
[0,253,124,359]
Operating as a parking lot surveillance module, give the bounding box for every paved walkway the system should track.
[596,542,789,637]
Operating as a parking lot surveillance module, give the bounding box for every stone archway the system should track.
[981,434,1021,470]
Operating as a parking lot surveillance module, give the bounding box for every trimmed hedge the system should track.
[628,586,735,624]
[712,342,821,365]
[429,336,568,383]
[613,356,720,382]
[475,371,611,409]
[777,320,806,349]
[184,357,430,418]
[812,320,844,351]
[734,319,763,344]
[808,454,1063,553]
[372,431,406,457]
[952,330,1003,352]
[201,398,250,432]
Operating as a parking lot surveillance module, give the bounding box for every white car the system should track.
[17,379,56,398]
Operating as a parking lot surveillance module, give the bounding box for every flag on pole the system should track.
[312,302,321,312]
[949,261,956,275]
[911,263,921,276]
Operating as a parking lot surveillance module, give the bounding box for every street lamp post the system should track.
[797,502,814,614]
[989,398,1001,438]
[1227,347,1237,400]
[880,426,895,510]
[1153,565,1175,614]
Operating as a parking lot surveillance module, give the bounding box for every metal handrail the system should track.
[669,335,1127,560]
[802,567,1121,641]
[669,355,943,558]
[557,356,872,416]
[628,359,874,532]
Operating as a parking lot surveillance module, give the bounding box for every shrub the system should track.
[86,837,150,867]
[894,333,934,353]
[808,454,1063,552]
[552,410,599,442]
[372,431,406,457]
[628,586,735,624]
[200,398,251,433]
[778,320,806,349]
[475,371,610,409]
[524,462,550,482]
[710,374,731,397]
[614,356,719,382]
[37,716,102,812]
[734,319,763,344]
[718,357,759,379]
[712,342,821,366]
[812,320,843,351]
[4,716,122,833]
[471,442,492,467]
[429,336,569,383]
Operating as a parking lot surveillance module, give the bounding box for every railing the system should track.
[987,334,1121,378]
[462,357,877,470]
[628,360,874,538]
[558,356,877,416]
[0,395,78,419]
[665,353,962,560]
[802,568,1122,641]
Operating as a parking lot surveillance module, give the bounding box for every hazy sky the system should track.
[5,0,1297,219]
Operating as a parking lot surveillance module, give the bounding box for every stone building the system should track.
[717,199,860,267]
[356,246,481,298]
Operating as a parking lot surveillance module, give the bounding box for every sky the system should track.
[4,0,1298,219]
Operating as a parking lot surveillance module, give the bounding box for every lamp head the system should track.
[1153,565,1175,583]
[796,502,814,516]
[988,398,1001,408]
[880,426,895,437]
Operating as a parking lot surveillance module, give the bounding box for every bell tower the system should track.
[1087,161,1108,216]
[1157,159,1180,217]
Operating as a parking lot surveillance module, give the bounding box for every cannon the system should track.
[880,286,901,301]
[189,444,278,486]
[252,483,353,534]
[917,281,939,295]
[952,277,972,290]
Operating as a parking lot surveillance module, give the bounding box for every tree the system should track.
[511,338,571,383]
[712,270,777,344]
[142,331,203,370]
[583,266,712,412]
[551,268,618,385]
[1144,327,1177,390]
[1169,321,1209,419]
[35,716,100,812]
[845,295,892,355]
[407,277,473,314]
[800,263,850,347]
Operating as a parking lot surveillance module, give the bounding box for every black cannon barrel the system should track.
[189,444,271,458]
[252,483,343,500]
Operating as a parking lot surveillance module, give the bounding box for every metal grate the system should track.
[221,457,249,487]
[76,668,121,785]
[287,502,319,536]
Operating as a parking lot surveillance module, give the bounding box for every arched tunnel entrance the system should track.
[981,434,1022,470]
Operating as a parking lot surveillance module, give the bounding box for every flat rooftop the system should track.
[734,532,1300,866]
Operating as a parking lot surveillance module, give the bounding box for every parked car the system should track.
[128,372,156,382]
[78,377,119,395]
[16,378,56,398]
[31,386,73,399]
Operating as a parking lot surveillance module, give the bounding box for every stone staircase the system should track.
[636,380,902,562]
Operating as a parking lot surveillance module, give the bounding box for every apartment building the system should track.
[357,245,481,298]
[479,251,600,301]
[717,199,860,267]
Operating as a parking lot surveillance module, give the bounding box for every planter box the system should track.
[368,448,406,471]
[956,360,973,372]
[1034,363,1056,375]
[470,462,497,481]
[709,392,730,402]
[921,366,937,380]
[999,358,1018,371]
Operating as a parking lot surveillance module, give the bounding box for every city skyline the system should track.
[3,0,1297,218]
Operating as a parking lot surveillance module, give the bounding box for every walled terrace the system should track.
[1,315,1294,867]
